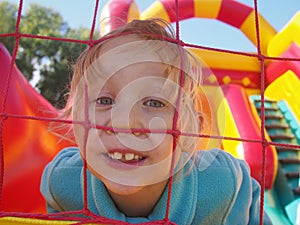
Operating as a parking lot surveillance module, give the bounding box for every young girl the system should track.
[41,19,272,224]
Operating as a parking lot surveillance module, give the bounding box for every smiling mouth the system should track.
[107,152,146,163]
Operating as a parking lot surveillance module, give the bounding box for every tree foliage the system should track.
[0,1,17,52]
[0,1,94,108]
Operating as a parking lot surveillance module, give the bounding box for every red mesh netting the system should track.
[0,0,299,224]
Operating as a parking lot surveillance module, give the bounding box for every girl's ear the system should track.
[197,113,210,150]
[196,87,223,151]
[196,88,211,151]
[196,88,222,151]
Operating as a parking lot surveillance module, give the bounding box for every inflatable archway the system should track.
[101,0,277,54]
[0,0,299,224]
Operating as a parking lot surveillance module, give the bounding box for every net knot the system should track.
[14,32,22,40]
[176,39,185,47]
[172,129,181,139]
[257,53,265,61]
[262,139,269,148]
[0,113,8,121]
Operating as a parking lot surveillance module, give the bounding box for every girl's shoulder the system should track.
[194,148,251,175]
[40,147,84,212]
[47,147,83,168]
[192,148,255,198]
[41,147,83,194]
[190,149,264,224]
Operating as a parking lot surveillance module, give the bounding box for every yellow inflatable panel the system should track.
[141,1,170,22]
[0,217,77,225]
[240,11,276,55]
[188,48,260,71]
[194,0,222,19]
[127,1,140,22]
[268,11,300,57]
[220,98,244,159]
[265,70,300,122]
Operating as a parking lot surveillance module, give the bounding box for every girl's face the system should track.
[73,36,193,195]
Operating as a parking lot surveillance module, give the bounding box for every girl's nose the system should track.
[106,103,145,137]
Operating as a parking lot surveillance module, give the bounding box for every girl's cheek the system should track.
[95,111,110,123]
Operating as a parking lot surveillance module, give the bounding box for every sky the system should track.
[5,0,300,52]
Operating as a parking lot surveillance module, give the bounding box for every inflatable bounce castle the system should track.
[0,0,299,224]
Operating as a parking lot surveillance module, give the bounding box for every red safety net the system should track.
[0,0,300,224]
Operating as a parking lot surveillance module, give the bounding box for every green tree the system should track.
[0,1,93,108]
[0,1,17,52]
[37,28,91,108]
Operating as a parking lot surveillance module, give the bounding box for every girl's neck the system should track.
[108,180,168,217]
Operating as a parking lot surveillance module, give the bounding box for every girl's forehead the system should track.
[85,37,179,82]
[104,43,163,60]
[86,59,169,84]
[82,36,187,96]
[99,35,142,54]
[84,59,178,101]
[97,35,179,68]
[87,61,170,91]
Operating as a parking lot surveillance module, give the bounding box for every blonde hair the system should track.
[62,18,204,153]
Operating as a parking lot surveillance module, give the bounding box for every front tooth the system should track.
[125,153,134,161]
[113,152,122,160]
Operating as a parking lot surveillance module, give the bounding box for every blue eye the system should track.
[144,99,165,108]
[96,97,115,105]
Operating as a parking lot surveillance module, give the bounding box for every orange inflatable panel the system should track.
[0,43,73,213]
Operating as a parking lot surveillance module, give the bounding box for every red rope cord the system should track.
[252,0,267,223]
[3,111,300,151]
[0,33,89,44]
[81,1,101,213]
[88,0,100,44]
[82,82,90,212]
[3,112,300,149]
[164,0,183,222]
[2,31,300,62]
[0,0,24,210]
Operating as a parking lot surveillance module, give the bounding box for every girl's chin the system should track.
[87,165,145,194]
[104,179,145,196]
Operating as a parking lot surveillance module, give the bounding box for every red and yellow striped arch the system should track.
[101,0,277,55]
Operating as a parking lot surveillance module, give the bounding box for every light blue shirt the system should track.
[40,147,272,224]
